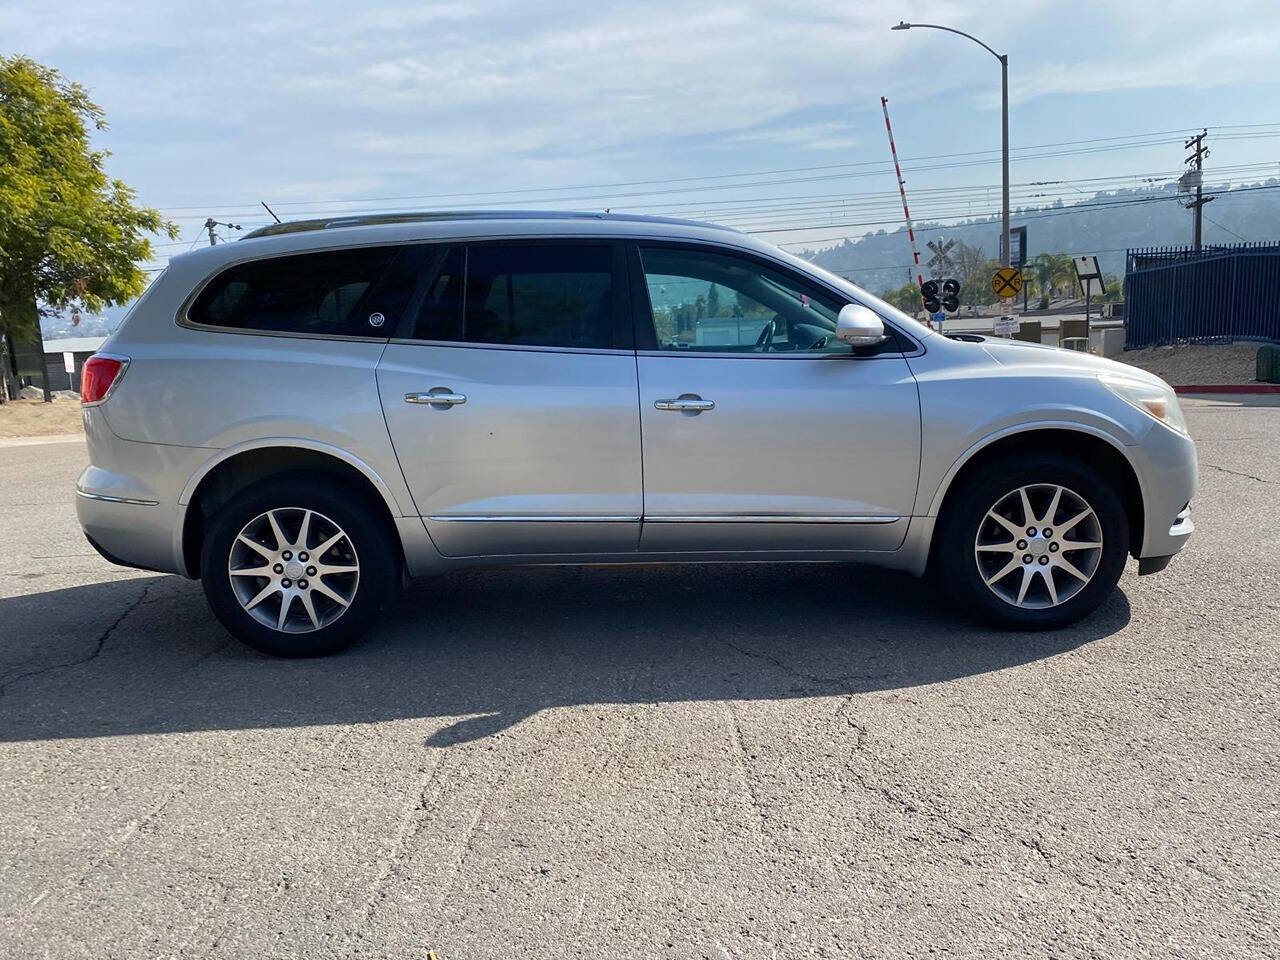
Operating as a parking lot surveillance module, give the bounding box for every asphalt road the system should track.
[1,399,1276,959]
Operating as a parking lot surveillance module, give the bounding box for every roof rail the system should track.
[240,209,738,240]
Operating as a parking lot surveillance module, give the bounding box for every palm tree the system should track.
[1029,253,1076,307]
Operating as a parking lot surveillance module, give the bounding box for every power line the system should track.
[176,137,1277,218]
[152,158,1279,228]
[148,126,1280,214]
[140,173,1280,267]
[772,182,1280,246]
[155,160,1277,224]
[1202,213,1249,242]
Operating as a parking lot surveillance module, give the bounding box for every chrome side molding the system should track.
[426,514,900,524]
[75,489,159,506]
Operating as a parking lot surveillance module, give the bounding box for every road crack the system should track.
[703,627,892,692]
[0,579,153,698]
[1202,462,1276,484]
[356,755,446,933]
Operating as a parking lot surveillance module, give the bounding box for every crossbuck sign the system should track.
[926,238,957,277]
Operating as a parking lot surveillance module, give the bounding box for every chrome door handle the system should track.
[655,395,714,412]
[405,391,467,406]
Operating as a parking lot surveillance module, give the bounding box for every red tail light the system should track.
[81,354,129,405]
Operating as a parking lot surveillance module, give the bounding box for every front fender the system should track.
[920,417,1144,519]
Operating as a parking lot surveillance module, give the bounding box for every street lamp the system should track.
[891,20,1010,271]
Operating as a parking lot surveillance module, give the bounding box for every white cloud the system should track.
[5,0,1279,243]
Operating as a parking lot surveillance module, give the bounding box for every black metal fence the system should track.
[1123,243,1280,349]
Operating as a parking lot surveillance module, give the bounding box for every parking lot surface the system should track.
[1,399,1276,959]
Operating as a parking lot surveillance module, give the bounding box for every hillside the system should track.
[798,179,1280,296]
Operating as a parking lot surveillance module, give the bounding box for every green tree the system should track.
[0,55,175,401]
[1028,253,1075,307]
[881,282,923,316]
[706,282,720,318]
[951,241,999,309]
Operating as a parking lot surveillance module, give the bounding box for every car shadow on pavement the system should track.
[0,562,1130,744]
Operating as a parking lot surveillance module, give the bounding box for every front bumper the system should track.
[1129,422,1197,562]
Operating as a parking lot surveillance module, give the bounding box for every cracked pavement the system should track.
[0,398,1277,958]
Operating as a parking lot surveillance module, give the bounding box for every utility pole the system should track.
[203,218,242,246]
[1183,130,1211,251]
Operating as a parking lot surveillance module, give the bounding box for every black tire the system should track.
[200,473,398,656]
[935,454,1129,630]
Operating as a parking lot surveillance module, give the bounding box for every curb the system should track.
[0,432,85,448]
[1173,384,1280,395]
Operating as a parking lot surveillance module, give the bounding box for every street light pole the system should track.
[1000,52,1009,270]
[892,21,1010,269]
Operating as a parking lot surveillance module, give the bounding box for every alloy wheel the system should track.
[227,507,360,633]
[974,483,1104,610]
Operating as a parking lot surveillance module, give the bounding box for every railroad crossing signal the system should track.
[941,278,960,312]
[991,266,1023,299]
[926,238,957,277]
[922,278,961,314]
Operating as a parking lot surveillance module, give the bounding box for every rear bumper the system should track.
[75,485,182,575]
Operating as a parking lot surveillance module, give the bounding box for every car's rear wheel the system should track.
[936,454,1129,629]
[200,474,397,656]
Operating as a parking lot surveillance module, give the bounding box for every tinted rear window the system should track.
[188,246,411,337]
[462,244,614,348]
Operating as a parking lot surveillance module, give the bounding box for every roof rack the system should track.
[241,209,737,240]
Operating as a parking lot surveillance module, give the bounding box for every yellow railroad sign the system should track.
[991,267,1023,299]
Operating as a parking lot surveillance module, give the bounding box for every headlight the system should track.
[1100,374,1189,435]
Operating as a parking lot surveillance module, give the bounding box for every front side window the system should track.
[638,246,858,354]
[463,244,614,349]
[188,246,413,338]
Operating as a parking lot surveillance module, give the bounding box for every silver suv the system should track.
[76,211,1197,656]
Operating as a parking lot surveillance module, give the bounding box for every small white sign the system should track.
[993,316,1021,336]
[63,352,75,374]
[1073,255,1106,298]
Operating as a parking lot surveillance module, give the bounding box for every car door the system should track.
[377,240,642,557]
[631,241,921,553]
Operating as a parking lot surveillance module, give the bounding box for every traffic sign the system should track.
[932,310,946,327]
[926,239,957,276]
[991,267,1023,299]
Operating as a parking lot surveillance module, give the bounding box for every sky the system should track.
[5,0,1280,275]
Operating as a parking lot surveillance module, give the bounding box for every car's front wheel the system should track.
[936,455,1130,629]
[200,474,398,656]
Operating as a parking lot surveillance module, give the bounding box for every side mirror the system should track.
[835,304,888,348]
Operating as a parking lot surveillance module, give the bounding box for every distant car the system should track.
[75,211,1196,656]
